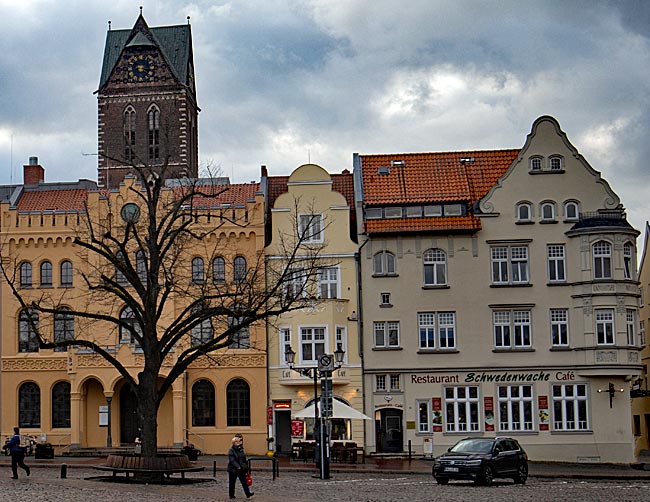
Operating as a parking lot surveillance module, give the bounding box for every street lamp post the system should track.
[285,344,345,480]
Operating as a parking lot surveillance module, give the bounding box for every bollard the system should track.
[60,463,67,479]
[213,460,217,478]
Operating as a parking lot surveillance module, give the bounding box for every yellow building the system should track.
[263,164,365,456]
[0,161,269,455]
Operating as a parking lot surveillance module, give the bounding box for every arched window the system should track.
[147,105,160,163]
[516,202,532,222]
[564,201,579,221]
[423,249,447,286]
[227,379,250,427]
[540,202,556,221]
[60,260,73,287]
[20,262,32,288]
[234,256,247,284]
[52,382,71,428]
[191,257,205,284]
[593,240,612,279]
[54,307,74,352]
[123,106,136,162]
[529,157,542,171]
[373,251,396,276]
[19,382,40,428]
[192,379,215,427]
[19,309,39,353]
[115,251,127,286]
[623,242,633,280]
[212,257,226,284]
[40,261,53,287]
[549,156,563,170]
[229,306,250,349]
[136,251,147,284]
[120,306,141,345]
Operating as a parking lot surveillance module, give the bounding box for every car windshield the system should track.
[449,439,494,454]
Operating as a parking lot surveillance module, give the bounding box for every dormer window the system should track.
[443,204,462,216]
[384,207,402,218]
[406,206,422,218]
[530,157,542,171]
[424,205,442,217]
[366,207,382,219]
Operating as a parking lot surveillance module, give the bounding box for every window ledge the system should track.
[379,303,393,308]
[550,430,593,435]
[515,221,534,225]
[422,285,450,290]
[417,349,459,354]
[39,285,53,289]
[372,273,399,278]
[59,285,73,289]
[492,348,535,353]
[563,219,579,224]
[372,347,403,351]
[547,282,568,286]
[529,169,566,175]
[539,220,558,224]
[550,346,572,351]
[490,283,532,288]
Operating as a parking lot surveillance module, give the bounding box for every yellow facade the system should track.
[0,175,270,455]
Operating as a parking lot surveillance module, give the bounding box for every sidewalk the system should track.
[3,454,650,480]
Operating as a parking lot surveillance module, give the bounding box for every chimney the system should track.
[24,156,45,185]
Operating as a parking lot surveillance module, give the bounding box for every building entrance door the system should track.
[275,410,292,455]
[377,408,403,453]
[120,385,139,444]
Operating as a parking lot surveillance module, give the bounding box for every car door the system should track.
[492,439,513,475]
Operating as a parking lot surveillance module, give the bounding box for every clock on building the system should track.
[127,54,155,82]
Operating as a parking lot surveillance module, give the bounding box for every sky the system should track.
[0,0,649,237]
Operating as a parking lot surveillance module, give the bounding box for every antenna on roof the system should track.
[108,20,111,31]
[140,6,143,15]
[187,16,191,24]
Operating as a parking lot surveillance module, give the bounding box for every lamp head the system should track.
[285,345,296,366]
[334,343,345,365]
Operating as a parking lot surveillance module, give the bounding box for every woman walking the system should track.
[227,435,253,499]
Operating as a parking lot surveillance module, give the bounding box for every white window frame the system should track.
[280,327,292,365]
[547,244,566,283]
[540,202,556,222]
[627,309,637,346]
[299,213,324,243]
[593,241,612,279]
[417,400,431,433]
[516,202,532,222]
[549,156,563,171]
[284,267,307,300]
[373,251,396,276]
[374,321,400,348]
[493,310,531,349]
[640,320,646,346]
[498,385,534,432]
[444,386,480,432]
[300,326,326,364]
[380,292,391,306]
[390,374,401,391]
[595,309,615,345]
[418,312,456,350]
[491,245,529,285]
[375,375,386,392]
[423,248,447,286]
[530,156,543,171]
[366,207,382,219]
[318,266,339,299]
[623,242,633,280]
[564,201,579,221]
[550,309,569,347]
[552,383,589,431]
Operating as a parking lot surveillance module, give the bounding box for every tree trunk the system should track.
[137,368,160,458]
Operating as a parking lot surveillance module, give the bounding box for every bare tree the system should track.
[0,159,329,458]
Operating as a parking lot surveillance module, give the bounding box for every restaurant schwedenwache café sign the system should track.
[411,370,576,384]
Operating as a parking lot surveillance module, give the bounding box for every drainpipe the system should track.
[355,238,369,452]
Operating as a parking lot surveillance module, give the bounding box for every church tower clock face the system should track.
[127,54,155,82]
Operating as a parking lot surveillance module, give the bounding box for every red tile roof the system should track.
[359,149,519,204]
[180,183,260,207]
[359,149,519,234]
[16,189,89,211]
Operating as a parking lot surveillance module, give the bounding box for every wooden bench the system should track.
[92,453,205,483]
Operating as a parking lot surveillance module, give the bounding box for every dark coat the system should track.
[227,444,248,473]
[4,434,24,454]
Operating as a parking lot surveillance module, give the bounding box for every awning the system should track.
[292,400,372,420]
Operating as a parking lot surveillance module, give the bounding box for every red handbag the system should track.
[246,472,253,486]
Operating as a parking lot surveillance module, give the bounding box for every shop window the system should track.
[444,386,479,432]
[552,384,588,431]
[498,385,533,431]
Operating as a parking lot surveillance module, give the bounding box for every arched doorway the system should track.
[119,385,139,444]
[376,408,403,453]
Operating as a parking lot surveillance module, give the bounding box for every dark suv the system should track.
[432,437,528,486]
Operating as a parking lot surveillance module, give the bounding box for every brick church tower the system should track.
[96,13,199,188]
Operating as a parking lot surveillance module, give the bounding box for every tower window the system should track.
[148,106,160,164]
[124,106,136,162]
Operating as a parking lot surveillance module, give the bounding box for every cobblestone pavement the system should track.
[1,468,649,502]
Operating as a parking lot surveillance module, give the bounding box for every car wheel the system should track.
[514,462,528,484]
[479,464,494,486]
[434,476,449,485]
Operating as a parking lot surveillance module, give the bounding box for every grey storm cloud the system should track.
[0,0,648,234]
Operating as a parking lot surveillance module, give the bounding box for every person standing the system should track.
[4,427,30,479]
[227,435,253,499]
